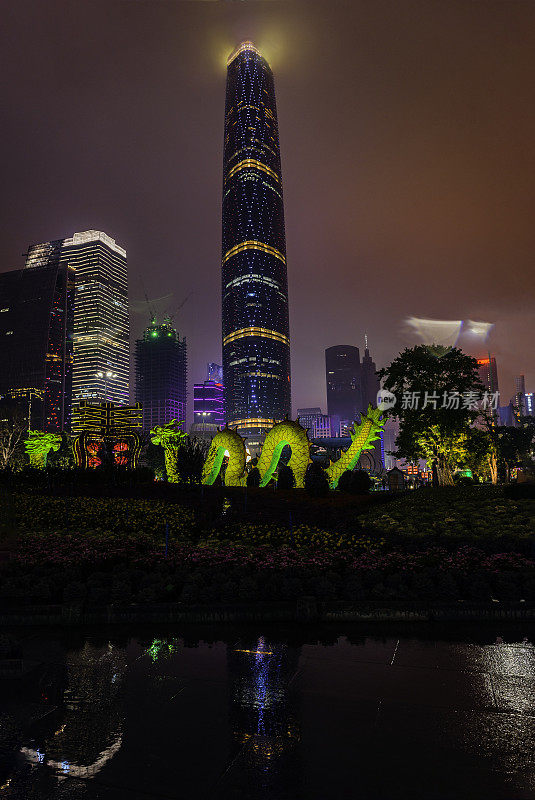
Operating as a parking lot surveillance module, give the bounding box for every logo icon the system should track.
[377,390,396,411]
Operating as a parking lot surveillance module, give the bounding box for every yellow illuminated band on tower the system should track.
[223,241,286,264]
[223,327,290,347]
[226,159,279,183]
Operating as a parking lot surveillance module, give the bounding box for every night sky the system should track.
[2,0,535,424]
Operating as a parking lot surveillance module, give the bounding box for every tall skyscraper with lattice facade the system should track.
[135,316,187,430]
[222,42,291,449]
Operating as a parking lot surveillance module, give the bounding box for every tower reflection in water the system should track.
[228,635,301,794]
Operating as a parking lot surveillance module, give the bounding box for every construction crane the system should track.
[164,292,193,322]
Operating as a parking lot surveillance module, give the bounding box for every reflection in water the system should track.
[143,637,180,663]
[17,642,126,788]
[227,635,301,794]
[4,628,535,799]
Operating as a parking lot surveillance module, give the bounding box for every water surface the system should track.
[2,624,535,799]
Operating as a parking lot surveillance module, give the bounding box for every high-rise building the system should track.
[361,339,380,408]
[477,356,499,395]
[62,231,129,409]
[222,42,291,449]
[325,345,362,426]
[190,364,224,439]
[0,254,74,431]
[515,374,526,395]
[296,407,340,438]
[511,374,527,418]
[361,340,384,470]
[207,362,223,383]
[25,231,129,413]
[135,317,187,430]
[498,403,517,427]
[193,380,224,427]
[312,414,333,439]
[296,407,323,433]
[382,417,401,470]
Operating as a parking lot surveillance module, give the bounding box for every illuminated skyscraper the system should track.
[63,231,129,410]
[222,42,291,447]
[0,253,74,431]
[361,340,380,408]
[477,356,499,395]
[135,316,187,430]
[325,345,362,426]
[27,231,130,410]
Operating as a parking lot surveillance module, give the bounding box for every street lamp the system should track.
[95,370,117,402]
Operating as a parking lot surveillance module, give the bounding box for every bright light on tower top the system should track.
[227,41,265,68]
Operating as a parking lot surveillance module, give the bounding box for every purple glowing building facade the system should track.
[193,364,225,428]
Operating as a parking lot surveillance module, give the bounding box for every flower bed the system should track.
[1,485,534,606]
[2,531,534,605]
[358,485,535,550]
[8,494,196,538]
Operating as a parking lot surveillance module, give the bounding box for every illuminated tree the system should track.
[0,414,27,470]
[379,346,483,486]
[414,426,469,486]
[150,420,187,482]
[495,421,535,482]
[24,430,62,469]
[462,424,497,484]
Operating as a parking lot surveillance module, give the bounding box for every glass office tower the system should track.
[325,345,362,427]
[0,256,74,431]
[222,42,291,447]
[62,231,129,410]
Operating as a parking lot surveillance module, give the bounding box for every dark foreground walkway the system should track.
[2,624,535,799]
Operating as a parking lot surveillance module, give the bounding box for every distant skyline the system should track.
[1,0,534,425]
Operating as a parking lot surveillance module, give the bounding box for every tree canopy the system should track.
[378,345,484,484]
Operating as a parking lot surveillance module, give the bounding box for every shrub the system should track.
[338,469,372,494]
[247,467,261,487]
[305,463,330,497]
[454,475,474,486]
[504,483,535,500]
[277,465,295,489]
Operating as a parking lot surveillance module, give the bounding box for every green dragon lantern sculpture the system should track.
[201,406,385,489]
[324,405,384,488]
[150,420,187,482]
[201,426,248,486]
[24,430,62,469]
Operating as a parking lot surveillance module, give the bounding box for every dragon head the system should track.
[150,420,187,447]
